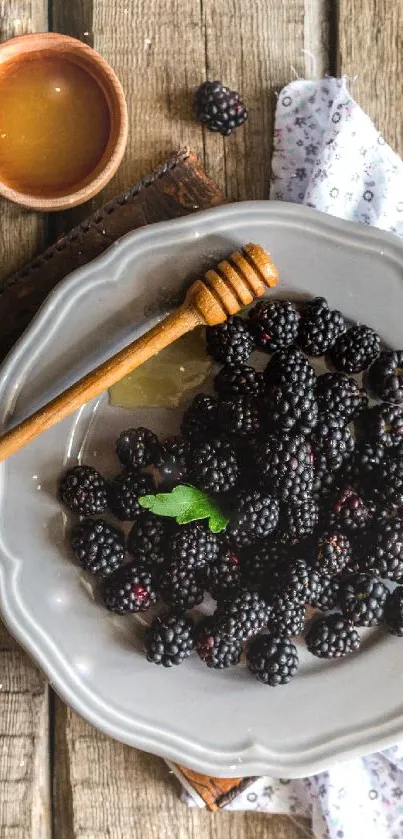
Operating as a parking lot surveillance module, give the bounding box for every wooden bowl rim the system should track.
[0,32,128,211]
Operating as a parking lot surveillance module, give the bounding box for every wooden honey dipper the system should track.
[0,243,278,462]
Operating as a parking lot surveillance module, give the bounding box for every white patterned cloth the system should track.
[182,78,403,837]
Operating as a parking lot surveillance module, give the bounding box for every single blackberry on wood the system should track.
[359,519,403,581]
[312,531,351,577]
[127,511,169,569]
[189,437,239,494]
[218,395,261,438]
[214,364,264,398]
[215,587,270,641]
[339,573,388,626]
[367,350,403,404]
[145,613,195,666]
[206,316,254,364]
[252,432,314,502]
[329,324,380,373]
[202,550,242,600]
[306,614,360,658]
[248,299,299,352]
[59,465,108,517]
[158,562,204,610]
[264,346,316,391]
[262,383,318,436]
[194,80,248,136]
[109,470,155,521]
[71,518,125,579]
[247,635,299,686]
[115,427,161,469]
[195,617,242,669]
[316,372,368,423]
[297,297,346,356]
[181,394,217,442]
[384,587,403,636]
[169,522,220,570]
[227,489,280,548]
[310,576,341,612]
[102,563,158,613]
[360,404,403,449]
[278,499,319,544]
[159,436,190,487]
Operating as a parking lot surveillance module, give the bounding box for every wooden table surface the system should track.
[0,1,401,836]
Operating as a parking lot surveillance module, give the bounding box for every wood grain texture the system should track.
[339,0,403,156]
[0,1,47,280]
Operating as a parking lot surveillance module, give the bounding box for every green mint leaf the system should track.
[138,484,228,533]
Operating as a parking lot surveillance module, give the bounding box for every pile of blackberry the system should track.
[57,292,403,684]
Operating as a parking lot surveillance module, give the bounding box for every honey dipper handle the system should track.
[0,305,202,463]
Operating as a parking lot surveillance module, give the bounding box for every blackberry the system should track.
[316,372,368,423]
[361,519,403,581]
[168,522,220,570]
[311,576,340,611]
[109,470,155,521]
[278,499,319,544]
[348,442,386,495]
[241,543,289,593]
[361,404,403,449]
[248,299,299,352]
[339,573,388,626]
[266,594,305,638]
[145,613,195,666]
[278,559,321,606]
[159,436,190,488]
[264,346,316,391]
[158,562,204,610]
[214,364,264,398]
[196,617,242,668]
[102,563,158,613]
[306,614,360,658]
[181,394,217,442]
[297,297,346,356]
[312,419,355,500]
[227,489,280,548]
[330,486,375,533]
[262,383,318,436]
[206,316,254,364]
[202,550,242,600]
[384,587,403,636]
[218,395,261,438]
[367,350,403,403]
[115,427,161,469]
[215,587,270,641]
[313,531,351,577]
[376,447,403,509]
[59,465,108,517]
[189,437,239,494]
[330,324,380,373]
[127,511,169,569]
[252,432,314,502]
[194,80,248,136]
[247,635,298,686]
[71,518,125,578]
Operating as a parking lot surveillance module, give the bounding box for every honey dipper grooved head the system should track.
[186,243,279,326]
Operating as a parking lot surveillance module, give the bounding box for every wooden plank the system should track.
[54,700,310,839]
[49,1,325,836]
[338,0,403,156]
[0,3,50,838]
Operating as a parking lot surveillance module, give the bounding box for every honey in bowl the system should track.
[0,54,111,197]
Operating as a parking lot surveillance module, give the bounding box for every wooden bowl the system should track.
[0,33,128,211]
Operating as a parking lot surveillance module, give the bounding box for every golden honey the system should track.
[109,331,213,409]
[0,55,111,196]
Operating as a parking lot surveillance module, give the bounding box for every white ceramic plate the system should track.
[1,202,403,779]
